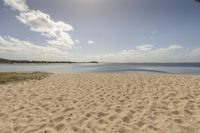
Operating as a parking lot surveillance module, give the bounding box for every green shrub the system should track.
[0,72,50,84]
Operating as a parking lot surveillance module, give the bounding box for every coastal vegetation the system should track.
[0,58,98,64]
[0,72,49,84]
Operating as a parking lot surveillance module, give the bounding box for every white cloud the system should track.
[75,39,80,43]
[136,44,154,51]
[88,44,200,62]
[167,45,183,50]
[3,0,28,12]
[47,33,74,48]
[0,36,70,61]
[17,10,73,37]
[88,40,94,44]
[3,0,74,48]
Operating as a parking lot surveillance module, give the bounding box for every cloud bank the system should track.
[0,36,70,61]
[3,0,74,48]
[89,44,200,62]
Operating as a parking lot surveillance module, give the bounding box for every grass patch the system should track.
[0,72,50,84]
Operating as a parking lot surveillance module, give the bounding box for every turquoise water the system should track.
[0,63,200,75]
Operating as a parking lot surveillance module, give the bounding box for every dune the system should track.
[0,73,200,133]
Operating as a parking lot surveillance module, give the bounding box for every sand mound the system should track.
[0,73,200,133]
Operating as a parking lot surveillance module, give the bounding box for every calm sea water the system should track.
[0,63,200,75]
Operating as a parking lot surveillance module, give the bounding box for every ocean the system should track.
[0,63,200,75]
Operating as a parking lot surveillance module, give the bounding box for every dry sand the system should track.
[0,73,200,133]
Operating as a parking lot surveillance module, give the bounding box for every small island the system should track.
[0,58,98,64]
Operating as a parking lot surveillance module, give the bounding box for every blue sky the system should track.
[0,0,200,62]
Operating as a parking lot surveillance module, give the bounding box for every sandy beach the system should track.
[0,73,200,133]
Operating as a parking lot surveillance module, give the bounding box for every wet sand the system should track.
[0,73,200,133]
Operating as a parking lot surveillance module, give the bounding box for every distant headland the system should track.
[0,58,98,64]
